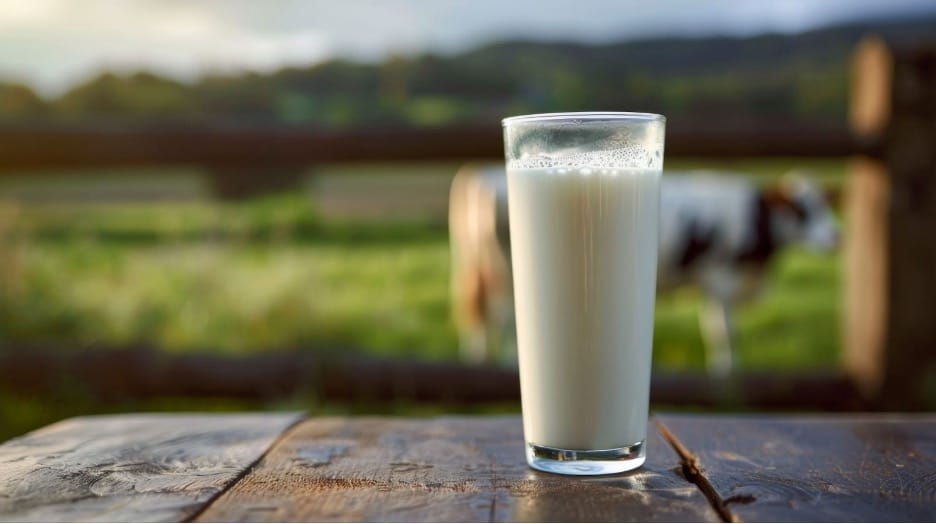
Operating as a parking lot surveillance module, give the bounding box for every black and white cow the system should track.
[449,166,838,374]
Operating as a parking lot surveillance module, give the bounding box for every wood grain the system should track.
[0,412,302,522]
[196,415,719,522]
[657,414,936,522]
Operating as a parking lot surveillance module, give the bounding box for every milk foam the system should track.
[507,145,664,171]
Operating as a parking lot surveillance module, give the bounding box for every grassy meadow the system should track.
[0,158,846,440]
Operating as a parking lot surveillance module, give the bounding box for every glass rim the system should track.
[502,111,665,127]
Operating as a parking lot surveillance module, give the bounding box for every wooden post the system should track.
[845,36,936,408]
[843,156,889,396]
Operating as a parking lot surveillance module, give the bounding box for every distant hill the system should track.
[1,15,934,127]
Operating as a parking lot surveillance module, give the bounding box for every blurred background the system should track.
[1,0,935,441]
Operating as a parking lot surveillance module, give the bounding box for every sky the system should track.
[1,0,935,96]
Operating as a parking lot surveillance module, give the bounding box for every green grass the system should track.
[653,248,841,370]
[1,201,841,367]
[1,234,457,359]
[0,158,846,441]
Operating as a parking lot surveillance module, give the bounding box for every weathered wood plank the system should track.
[0,412,303,522]
[196,415,718,522]
[657,414,936,522]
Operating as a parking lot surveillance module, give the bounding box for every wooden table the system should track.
[0,413,933,522]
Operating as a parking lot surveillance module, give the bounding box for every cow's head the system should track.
[764,171,839,251]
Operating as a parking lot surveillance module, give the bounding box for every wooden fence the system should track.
[845,37,936,409]
[0,35,933,409]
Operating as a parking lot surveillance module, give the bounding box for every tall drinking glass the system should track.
[502,112,665,475]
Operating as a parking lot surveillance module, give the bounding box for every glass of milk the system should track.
[502,112,665,475]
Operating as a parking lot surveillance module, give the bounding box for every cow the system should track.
[448,164,514,365]
[449,165,839,375]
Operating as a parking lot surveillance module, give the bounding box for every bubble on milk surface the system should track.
[509,144,664,172]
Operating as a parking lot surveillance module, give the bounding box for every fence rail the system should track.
[0,346,865,411]
[0,119,859,173]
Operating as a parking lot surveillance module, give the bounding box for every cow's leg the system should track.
[456,267,490,364]
[461,326,488,364]
[700,298,735,376]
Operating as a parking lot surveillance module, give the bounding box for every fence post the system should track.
[845,36,936,408]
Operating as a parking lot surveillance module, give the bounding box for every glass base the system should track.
[526,440,646,476]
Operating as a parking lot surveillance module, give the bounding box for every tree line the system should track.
[0,16,932,127]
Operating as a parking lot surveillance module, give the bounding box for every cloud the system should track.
[0,0,332,94]
[0,0,933,96]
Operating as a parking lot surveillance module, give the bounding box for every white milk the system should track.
[507,166,660,450]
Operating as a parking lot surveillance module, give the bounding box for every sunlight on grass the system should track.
[1,229,840,369]
[2,240,458,359]
[735,248,841,369]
